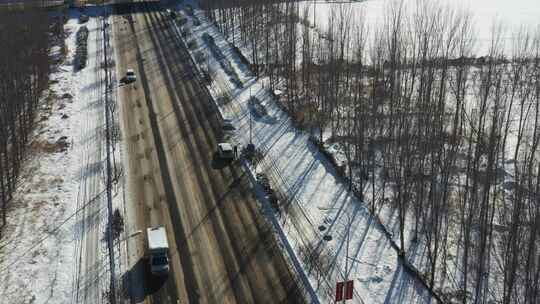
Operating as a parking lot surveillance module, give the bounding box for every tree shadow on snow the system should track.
[383,258,433,304]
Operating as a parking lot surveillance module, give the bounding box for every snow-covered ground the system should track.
[197,0,540,302]
[298,0,540,56]
[0,9,116,304]
[174,3,433,303]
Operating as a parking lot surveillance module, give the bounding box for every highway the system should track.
[112,2,304,303]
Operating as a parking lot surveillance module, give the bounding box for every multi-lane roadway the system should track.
[112,2,304,303]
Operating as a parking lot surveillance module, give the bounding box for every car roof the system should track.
[127,69,134,73]
[218,143,233,151]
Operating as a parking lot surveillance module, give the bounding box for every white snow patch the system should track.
[298,0,540,56]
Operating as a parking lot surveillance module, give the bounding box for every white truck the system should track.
[147,226,170,276]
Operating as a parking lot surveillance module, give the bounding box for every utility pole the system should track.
[343,214,351,304]
[328,211,357,303]
[102,2,117,303]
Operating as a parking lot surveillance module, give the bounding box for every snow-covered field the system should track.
[175,2,433,303]
[0,10,115,304]
[298,0,540,55]
[195,0,540,302]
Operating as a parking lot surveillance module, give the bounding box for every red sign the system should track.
[335,281,344,302]
[345,280,354,300]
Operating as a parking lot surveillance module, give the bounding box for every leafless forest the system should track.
[0,10,62,237]
[202,0,540,302]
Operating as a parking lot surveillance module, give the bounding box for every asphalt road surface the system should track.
[112,2,304,303]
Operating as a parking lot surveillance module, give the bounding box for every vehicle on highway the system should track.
[217,142,234,160]
[147,226,170,276]
[125,69,137,83]
[222,119,236,132]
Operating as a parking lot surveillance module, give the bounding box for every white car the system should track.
[126,69,136,82]
[217,143,234,159]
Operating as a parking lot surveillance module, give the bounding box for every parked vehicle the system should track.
[222,119,236,132]
[147,226,170,276]
[217,142,234,159]
[125,69,137,82]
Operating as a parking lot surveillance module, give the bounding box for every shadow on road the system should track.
[122,257,168,302]
[211,152,233,169]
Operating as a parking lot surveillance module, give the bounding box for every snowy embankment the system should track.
[174,2,433,303]
[0,10,111,304]
[193,0,540,302]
